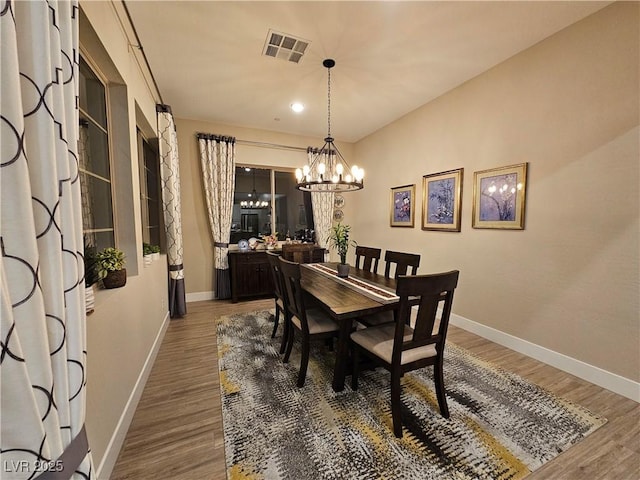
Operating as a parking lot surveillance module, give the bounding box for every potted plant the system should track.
[143,243,153,266]
[96,247,127,288]
[142,243,160,264]
[149,243,160,260]
[327,223,354,278]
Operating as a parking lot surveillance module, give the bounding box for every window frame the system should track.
[137,128,162,249]
[78,52,117,252]
[233,165,312,242]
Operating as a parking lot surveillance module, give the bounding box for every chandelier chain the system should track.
[294,58,363,192]
[327,67,331,138]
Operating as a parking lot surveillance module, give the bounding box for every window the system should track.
[137,130,162,247]
[79,56,114,253]
[231,166,313,244]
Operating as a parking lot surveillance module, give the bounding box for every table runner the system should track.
[305,263,399,304]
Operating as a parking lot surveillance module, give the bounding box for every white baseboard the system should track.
[95,311,170,480]
[186,291,214,302]
[450,312,639,403]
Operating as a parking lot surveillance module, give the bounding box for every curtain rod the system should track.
[122,1,164,104]
[236,139,307,153]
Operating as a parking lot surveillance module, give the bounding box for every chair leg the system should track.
[297,337,310,387]
[279,313,289,355]
[434,357,450,419]
[271,302,280,338]
[351,346,360,390]
[391,370,403,438]
[283,325,294,363]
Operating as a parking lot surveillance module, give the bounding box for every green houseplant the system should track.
[143,243,160,264]
[327,223,354,278]
[143,243,154,256]
[96,247,127,288]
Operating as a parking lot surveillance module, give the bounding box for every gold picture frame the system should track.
[472,163,528,229]
[390,184,416,227]
[422,168,463,232]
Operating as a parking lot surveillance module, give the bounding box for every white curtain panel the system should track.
[1,1,94,478]
[157,105,186,317]
[197,134,236,299]
[307,150,335,254]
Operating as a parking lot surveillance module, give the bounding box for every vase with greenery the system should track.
[96,247,127,288]
[327,223,354,278]
[143,242,160,263]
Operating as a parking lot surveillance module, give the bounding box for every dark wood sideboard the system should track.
[228,246,326,303]
[228,250,275,303]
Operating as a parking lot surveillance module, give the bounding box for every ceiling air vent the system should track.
[263,29,310,64]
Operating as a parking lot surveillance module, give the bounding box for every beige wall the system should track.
[85,259,168,473]
[350,3,639,381]
[80,2,169,476]
[175,119,353,296]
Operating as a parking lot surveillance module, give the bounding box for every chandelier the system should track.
[295,59,364,192]
[241,169,269,208]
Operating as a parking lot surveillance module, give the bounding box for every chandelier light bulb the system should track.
[345,174,352,182]
[332,175,338,183]
[295,168,303,181]
[303,165,310,176]
[336,163,344,175]
[318,162,326,175]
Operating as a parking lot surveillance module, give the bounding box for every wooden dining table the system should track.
[300,262,400,392]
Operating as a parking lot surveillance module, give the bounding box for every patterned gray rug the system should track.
[216,310,606,480]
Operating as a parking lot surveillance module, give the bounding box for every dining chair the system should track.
[358,250,421,327]
[278,257,340,387]
[266,252,289,354]
[354,246,382,273]
[281,243,325,263]
[350,270,460,438]
[383,250,421,279]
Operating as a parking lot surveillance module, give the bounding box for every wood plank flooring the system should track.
[110,299,639,480]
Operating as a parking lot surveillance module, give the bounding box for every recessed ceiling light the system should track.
[244,167,251,172]
[291,102,304,113]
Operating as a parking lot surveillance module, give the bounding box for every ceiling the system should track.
[126,1,610,143]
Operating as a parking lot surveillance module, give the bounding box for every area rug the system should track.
[216,310,606,480]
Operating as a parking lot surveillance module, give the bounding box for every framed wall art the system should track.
[422,168,463,232]
[390,184,416,227]
[472,162,528,229]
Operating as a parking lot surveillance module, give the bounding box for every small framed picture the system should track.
[390,184,416,227]
[472,163,528,229]
[422,168,463,232]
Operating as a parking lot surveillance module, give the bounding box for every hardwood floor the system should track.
[110,299,639,480]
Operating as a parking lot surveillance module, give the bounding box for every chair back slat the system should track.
[278,257,309,334]
[355,246,381,273]
[384,250,420,279]
[392,271,459,361]
[266,251,284,301]
[282,244,325,264]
